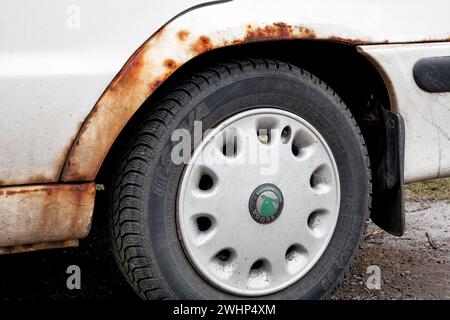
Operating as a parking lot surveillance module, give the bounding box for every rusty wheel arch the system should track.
[93,38,394,182]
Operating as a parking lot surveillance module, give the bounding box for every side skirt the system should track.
[0,183,95,254]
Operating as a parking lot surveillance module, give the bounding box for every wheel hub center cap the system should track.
[249,184,284,224]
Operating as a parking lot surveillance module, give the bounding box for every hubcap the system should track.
[177,108,340,296]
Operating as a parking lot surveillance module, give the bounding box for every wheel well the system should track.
[97,40,403,235]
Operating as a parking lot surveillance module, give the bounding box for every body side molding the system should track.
[413,56,450,92]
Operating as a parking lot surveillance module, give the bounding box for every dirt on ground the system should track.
[333,199,450,300]
[0,180,448,300]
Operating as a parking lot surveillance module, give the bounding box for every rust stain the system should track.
[0,239,78,255]
[233,23,317,45]
[0,183,95,251]
[242,23,295,42]
[151,26,167,43]
[164,58,177,70]
[191,35,214,55]
[328,36,366,45]
[177,30,190,41]
[148,73,168,93]
[109,47,148,94]
[298,26,317,39]
[0,183,89,197]
[148,78,165,93]
[0,175,49,187]
[147,59,179,93]
[327,36,389,45]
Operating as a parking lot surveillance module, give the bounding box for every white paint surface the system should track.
[360,43,450,183]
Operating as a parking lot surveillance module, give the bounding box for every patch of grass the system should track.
[95,184,105,191]
[405,178,450,202]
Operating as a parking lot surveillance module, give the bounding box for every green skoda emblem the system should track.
[258,192,279,217]
[249,184,284,224]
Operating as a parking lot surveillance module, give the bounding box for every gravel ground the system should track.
[0,188,448,300]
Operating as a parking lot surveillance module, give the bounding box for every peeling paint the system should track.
[0,183,95,249]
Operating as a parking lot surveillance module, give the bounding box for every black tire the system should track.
[109,58,371,300]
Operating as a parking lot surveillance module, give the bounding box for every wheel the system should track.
[109,59,371,300]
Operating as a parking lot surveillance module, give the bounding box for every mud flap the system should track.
[370,109,405,236]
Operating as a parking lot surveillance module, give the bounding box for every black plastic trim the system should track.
[413,56,450,93]
[370,110,405,236]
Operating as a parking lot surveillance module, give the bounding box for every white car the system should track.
[1,0,449,299]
